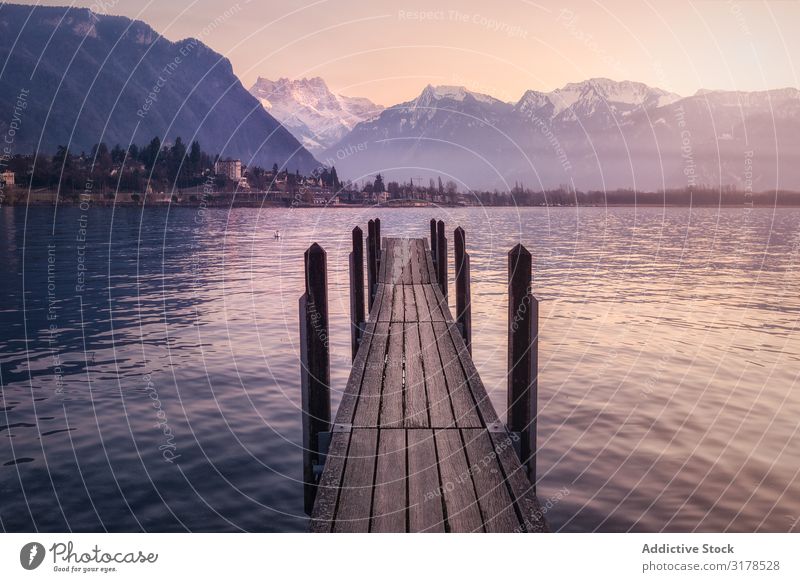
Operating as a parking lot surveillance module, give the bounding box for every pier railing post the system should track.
[507,243,538,485]
[300,243,332,514]
[367,219,376,310]
[437,220,448,302]
[454,226,472,353]
[430,218,438,273]
[374,217,381,277]
[349,226,365,361]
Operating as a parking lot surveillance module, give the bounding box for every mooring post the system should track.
[300,243,332,514]
[437,220,448,302]
[454,226,472,353]
[430,218,438,273]
[507,243,538,485]
[367,219,376,310]
[349,226,365,361]
[374,217,381,277]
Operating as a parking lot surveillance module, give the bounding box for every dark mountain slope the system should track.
[0,4,318,171]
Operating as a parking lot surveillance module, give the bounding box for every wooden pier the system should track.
[300,222,546,532]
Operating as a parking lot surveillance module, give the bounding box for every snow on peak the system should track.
[549,78,679,114]
[249,77,383,152]
[515,90,554,120]
[418,84,500,105]
[514,78,681,119]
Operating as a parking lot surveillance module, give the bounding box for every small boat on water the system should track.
[274,230,282,239]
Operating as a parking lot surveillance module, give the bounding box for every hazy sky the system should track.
[35,0,800,104]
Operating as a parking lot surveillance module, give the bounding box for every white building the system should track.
[214,159,242,181]
[1,171,14,186]
[313,193,339,205]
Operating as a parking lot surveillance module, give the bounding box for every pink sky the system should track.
[37,0,800,104]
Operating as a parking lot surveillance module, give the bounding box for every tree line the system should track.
[1,137,337,196]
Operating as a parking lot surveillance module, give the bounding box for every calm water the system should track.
[1,205,799,532]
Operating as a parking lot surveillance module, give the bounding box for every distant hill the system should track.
[0,4,319,171]
[249,76,383,153]
[325,79,800,191]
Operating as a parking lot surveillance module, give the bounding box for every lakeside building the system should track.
[1,171,14,186]
[214,158,242,181]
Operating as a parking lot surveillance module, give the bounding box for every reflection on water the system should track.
[0,205,798,532]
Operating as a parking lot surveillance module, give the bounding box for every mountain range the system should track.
[323,79,800,191]
[249,77,383,153]
[0,4,318,172]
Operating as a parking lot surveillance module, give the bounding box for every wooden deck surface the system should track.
[310,237,546,532]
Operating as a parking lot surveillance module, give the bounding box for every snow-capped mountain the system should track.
[320,84,515,182]
[249,77,383,153]
[516,78,680,125]
[326,79,800,191]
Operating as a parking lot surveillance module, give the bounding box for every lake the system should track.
[1,205,798,532]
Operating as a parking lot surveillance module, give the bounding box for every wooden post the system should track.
[454,226,472,353]
[374,217,381,277]
[349,226,365,361]
[367,219,376,310]
[507,244,538,485]
[300,243,332,514]
[437,220,447,302]
[430,218,438,273]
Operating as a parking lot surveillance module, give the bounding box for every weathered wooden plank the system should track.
[391,238,400,283]
[418,239,428,284]
[419,322,455,428]
[381,238,390,283]
[309,429,350,532]
[423,284,446,322]
[372,429,407,532]
[368,283,386,322]
[378,284,393,322]
[334,324,375,425]
[394,238,405,284]
[434,321,482,428]
[390,239,405,284]
[335,279,389,425]
[404,323,428,428]
[378,242,389,284]
[334,428,378,532]
[381,322,405,428]
[353,322,389,427]
[462,429,521,532]
[427,280,453,322]
[402,239,413,285]
[403,285,417,322]
[444,321,500,425]
[434,429,483,532]
[421,240,431,282]
[391,280,405,321]
[422,238,437,284]
[407,429,445,532]
[408,238,420,284]
[413,285,432,322]
[488,431,547,532]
